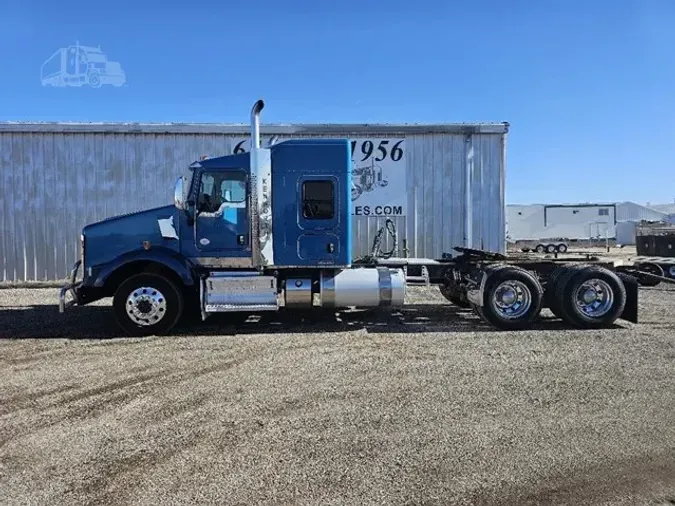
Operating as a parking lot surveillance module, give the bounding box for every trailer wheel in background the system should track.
[535,244,546,253]
[556,243,568,253]
[439,283,471,308]
[546,244,557,254]
[113,273,184,336]
[479,266,543,330]
[635,262,663,287]
[557,266,626,329]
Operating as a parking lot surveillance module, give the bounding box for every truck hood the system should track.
[82,205,181,268]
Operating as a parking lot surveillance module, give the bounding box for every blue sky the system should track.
[1,0,674,205]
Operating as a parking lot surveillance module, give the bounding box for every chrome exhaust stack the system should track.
[251,99,264,150]
[248,99,274,268]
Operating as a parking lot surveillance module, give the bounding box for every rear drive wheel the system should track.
[557,266,626,329]
[549,264,589,319]
[479,267,543,330]
[556,243,568,253]
[113,273,184,336]
[535,244,546,253]
[546,244,556,254]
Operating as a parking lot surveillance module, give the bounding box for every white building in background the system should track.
[506,201,673,245]
[506,203,616,242]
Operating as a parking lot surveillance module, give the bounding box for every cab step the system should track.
[201,271,279,316]
[205,303,279,313]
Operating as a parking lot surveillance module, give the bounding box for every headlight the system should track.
[80,234,85,262]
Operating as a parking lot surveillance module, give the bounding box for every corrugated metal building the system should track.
[616,201,669,222]
[647,203,675,216]
[0,121,508,282]
[614,201,670,245]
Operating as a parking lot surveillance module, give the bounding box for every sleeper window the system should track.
[302,180,334,219]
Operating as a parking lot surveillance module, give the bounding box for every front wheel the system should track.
[113,273,184,336]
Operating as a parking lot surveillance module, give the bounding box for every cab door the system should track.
[194,169,249,254]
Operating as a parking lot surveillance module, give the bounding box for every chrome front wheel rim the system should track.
[126,286,167,326]
[491,280,532,319]
[574,278,614,317]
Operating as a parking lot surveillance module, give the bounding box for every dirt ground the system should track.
[1,285,675,506]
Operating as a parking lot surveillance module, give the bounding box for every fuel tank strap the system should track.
[377,267,392,306]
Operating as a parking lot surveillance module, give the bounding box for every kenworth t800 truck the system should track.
[59,100,658,336]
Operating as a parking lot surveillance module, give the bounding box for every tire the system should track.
[479,266,543,330]
[557,266,626,329]
[551,264,592,321]
[556,243,568,253]
[544,265,569,317]
[635,262,663,287]
[535,244,546,253]
[113,273,184,336]
[546,244,556,254]
[439,283,470,308]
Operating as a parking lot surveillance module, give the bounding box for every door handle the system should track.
[237,234,246,245]
[327,242,335,253]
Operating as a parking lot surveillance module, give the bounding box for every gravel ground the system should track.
[1,285,675,506]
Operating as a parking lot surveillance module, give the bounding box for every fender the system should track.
[617,272,639,324]
[92,247,197,288]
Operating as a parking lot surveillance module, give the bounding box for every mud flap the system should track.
[617,272,638,324]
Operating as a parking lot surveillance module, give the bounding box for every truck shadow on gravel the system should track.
[0,302,622,340]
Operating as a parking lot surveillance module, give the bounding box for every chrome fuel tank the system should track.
[319,267,405,308]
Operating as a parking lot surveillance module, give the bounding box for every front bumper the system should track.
[58,260,82,313]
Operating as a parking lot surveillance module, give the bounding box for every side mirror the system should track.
[174,176,186,210]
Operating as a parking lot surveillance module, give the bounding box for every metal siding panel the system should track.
[1,134,13,280]
[11,133,26,281]
[451,135,466,254]
[26,134,44,280]
[74,134,87,271]
[42,134,56,280]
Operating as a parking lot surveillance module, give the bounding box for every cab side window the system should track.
[302,180,334,219]
[220,174,246,203]
[197,171,247,213]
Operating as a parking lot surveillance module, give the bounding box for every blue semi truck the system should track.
[59,100,651,336]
